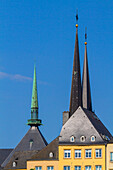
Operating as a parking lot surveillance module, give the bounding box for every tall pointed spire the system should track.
[27,65,42,126]
[69,11,82,117]
[82,28,92,111]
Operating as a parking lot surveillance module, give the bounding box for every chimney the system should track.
[62,111,69,125]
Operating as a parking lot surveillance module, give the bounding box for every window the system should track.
[110,152,113,161]
[75,166,81,170]
[70,136,75,142]
[75,150,81,158]
[85,149,92,158]
[29,139,33,149]
[47,166,54,170]
[64,150,71,158]
[12,162,16,167]
[91,136,96,142]
[80,136,86,142]
[49,152,53,158]
[95,149,102,158]
[95,165,102,170]
[85,166,91,170]
[64,166,70,170]
[35,167,42,170]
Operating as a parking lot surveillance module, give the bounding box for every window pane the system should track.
[64,150,71,158]
[75,166,81,170]
[75,150,81,158]
[85,166,91,170]
[95,165,102,170]
[64,166,70,170]
[35,167,42,170]
[85,149,91,158]
[47,166,54,170]
[95,149,102,158]
[110,152,113,161]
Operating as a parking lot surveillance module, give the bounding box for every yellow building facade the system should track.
[27,160,59,170]
[59,145,106,170]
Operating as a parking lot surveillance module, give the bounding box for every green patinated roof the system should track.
[31,65,38,109]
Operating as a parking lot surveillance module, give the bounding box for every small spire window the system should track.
[29,139,34,149]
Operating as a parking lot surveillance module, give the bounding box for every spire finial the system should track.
[85,27,87,45]
[27,64,42,126]
[76,9,78,28]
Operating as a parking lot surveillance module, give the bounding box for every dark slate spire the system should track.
[27,65,42,126]
[69,12,82,117]
[82,29,92,111]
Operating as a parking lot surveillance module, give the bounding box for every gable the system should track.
[59,107,111,144]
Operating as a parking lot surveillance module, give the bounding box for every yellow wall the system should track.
[27,160,58,170]
[59,145,105,170]
[107,143,113,170]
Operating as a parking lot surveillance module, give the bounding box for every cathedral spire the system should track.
[82,29,92,111]
[27,65,42,126]
[69,12,82,117]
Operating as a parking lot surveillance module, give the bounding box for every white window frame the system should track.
[85,166,91,170]
[91,136,96,142]
[80,136,86,142]
[75,150,81,158]
[35,167,42,170]
[13,162,16,167]
[95,149,102,158]
[85,149,92,158]
[70,136,75,142]
[64,150,71,158]
[95,165,102,170]
[47,166,54,170]
[64,166,70,170]
[75,166,81,170]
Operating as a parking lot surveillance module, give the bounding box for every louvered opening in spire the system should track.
[82,33,92,111]
[69,15,82,117]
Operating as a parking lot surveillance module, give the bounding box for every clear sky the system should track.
[0,0,113,148]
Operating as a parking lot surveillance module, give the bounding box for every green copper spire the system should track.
[27,65,42,126]
[31,65,38,109]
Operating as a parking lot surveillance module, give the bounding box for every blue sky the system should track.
[0,0,113,148]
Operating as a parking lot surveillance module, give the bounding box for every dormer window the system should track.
[13,162,17,167]
[80,136,86,142]
[70,136,75,142]
[49,152,54,158]
[91,136,96,142]
[29,139,34,149]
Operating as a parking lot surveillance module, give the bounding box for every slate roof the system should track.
[29,137,59,161]
[2,127,47,169]
[59,107,112,144]
[0,149,13,169]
